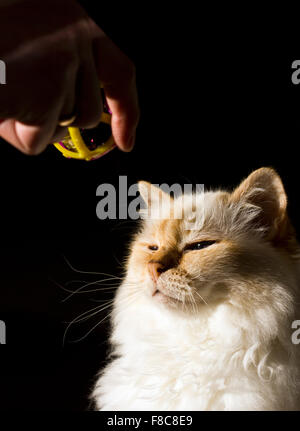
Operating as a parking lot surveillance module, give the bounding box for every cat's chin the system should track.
[152,289,168,302]
[152,289,182,308]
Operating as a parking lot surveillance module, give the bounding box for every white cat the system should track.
[92,168,300,410]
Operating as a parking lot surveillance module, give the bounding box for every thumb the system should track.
[0,114,59,155]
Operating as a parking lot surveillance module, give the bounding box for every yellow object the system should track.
[53,112,115,161]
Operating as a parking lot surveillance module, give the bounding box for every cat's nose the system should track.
[148,261,165,283]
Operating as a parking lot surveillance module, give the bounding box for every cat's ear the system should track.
[138,181,172,209]
[230,167,288,239]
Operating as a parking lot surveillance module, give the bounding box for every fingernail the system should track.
[126,132,136,151]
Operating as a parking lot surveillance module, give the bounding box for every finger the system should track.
[70,50,103,129]
[51,125,68,143]
[58,55,78,128]
[92,34,140,151]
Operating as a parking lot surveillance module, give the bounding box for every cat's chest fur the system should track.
[93,296,284,410]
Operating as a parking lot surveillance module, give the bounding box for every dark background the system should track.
[0,4,300,410]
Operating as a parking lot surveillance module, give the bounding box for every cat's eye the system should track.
[183,240,216,252]
[148,245,159,251]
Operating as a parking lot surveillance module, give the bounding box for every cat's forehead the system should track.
[141,190,230,245]
[175,190,229,241]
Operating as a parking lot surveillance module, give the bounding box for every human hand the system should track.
[0,0,139,155]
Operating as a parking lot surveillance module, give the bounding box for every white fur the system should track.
[92,185,300,411]
[93,283,300,410]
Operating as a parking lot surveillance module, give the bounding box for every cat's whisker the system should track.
[67,293,139,343]
[89,298,116,303]
[111,289,140,306]
[182,292,186,313]
[65,277,122,286]
[65,279,90,286]
[69,309,115,343]
[63,300,115,345]
[62,255,122,278]
[62,278,121,302]
[71,301,115,325]
[186,291,197,314]
[195,291,210,307]
[63,289,140,344]
[191,292,198,314]
[50,278,76,295]
[112,252,123,267]
[64,300,114,326]
[51,278,120,298]
[65,286,118,296]
[88,298,115,303]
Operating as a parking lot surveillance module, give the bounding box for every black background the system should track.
[0,3,300,411]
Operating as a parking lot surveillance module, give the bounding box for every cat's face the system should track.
[126,168,299,315]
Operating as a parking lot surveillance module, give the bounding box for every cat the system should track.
[92,168,300,410]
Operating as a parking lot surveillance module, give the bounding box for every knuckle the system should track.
[55,48,79,70]
[75,106,103,129]
[53,51,79,90]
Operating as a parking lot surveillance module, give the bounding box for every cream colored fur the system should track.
[92,168,300,410]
